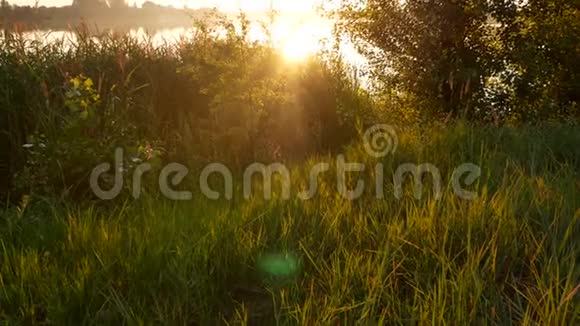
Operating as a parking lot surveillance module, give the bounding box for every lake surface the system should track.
[16,16,366,67]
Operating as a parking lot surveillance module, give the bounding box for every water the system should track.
[16,17,366,67]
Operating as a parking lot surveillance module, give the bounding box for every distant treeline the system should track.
[0,0,218,31]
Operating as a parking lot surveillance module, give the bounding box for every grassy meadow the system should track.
[1,16,579,325]
[1,124,580,324]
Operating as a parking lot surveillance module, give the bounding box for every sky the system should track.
[8,0,322,13]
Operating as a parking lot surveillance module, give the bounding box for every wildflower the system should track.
[83,78,94,88]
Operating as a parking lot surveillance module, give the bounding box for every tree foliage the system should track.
[503,0,580,121]
[334,0,580,122]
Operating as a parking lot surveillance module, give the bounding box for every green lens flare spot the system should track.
[257,252,300,280]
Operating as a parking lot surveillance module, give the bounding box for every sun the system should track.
[280,29,319,61]
[273,21,329,62]
[188,1,329,61]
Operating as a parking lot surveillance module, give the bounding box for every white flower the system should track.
[22,144,34,148]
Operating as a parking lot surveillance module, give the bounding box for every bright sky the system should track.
[9,0,321,12]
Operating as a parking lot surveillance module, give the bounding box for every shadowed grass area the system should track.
[1,124,579,324]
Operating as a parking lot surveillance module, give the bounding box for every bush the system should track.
[1,18,372,199]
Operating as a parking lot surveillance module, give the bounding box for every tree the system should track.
[503,0,580,120]
[335,0,579,122]
[335,0,506,117]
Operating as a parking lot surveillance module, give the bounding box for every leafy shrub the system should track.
[2,18,371,199]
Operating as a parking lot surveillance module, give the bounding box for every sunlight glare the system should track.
[280,27,319,61]
[272,20,331,62]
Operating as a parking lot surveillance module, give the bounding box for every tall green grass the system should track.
[1,124,578,324]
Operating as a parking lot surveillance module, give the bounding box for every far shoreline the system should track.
[0,3,222,32]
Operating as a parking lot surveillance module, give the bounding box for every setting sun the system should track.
[272,21,329,61]
[281,32,316,61]
[279,25,321,61]
[189,0,329,61]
